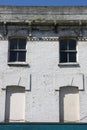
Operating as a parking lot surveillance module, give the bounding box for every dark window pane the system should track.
[60,40,67,50]
[10,39,17,49]
[9,38,26,62]
[9,52,17,62]
[18,52,26,61]
[69,40,76,50]
[69,52,76,62]
[18,39,26,49]
[60,52,67,63]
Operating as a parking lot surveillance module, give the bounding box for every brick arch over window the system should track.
[5,86,25,122]
[59,86,80,122]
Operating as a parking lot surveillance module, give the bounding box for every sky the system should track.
[0,0,87,6]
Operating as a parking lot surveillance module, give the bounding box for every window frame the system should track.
[8,36,28,65]
[59,37,78,65]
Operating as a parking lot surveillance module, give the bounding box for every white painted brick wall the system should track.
[0,38,87,122]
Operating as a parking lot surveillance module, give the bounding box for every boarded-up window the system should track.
[5,86,25,122]
[59,86,80,122]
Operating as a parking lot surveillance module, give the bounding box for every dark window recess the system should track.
[60,39,77,63]
[60,52,67,63]
[9,38,26,62]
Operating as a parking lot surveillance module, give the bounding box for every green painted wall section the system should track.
[0,124,87,130]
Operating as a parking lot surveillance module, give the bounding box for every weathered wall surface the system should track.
[0,6,87,122]
[0,38,87,122]
[0,6,87,22]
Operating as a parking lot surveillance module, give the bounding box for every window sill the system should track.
[58,62,79,66]
[8,62,29,66]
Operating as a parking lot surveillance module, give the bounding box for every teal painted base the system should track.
[0,124,87,130]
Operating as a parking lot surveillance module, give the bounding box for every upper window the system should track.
[8,38,26,62]
[59,39,77,63]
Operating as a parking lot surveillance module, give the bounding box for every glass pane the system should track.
[69,39,76,50]
[69,52,76,62]
[18,39,26,49]
[18,52,26,61]
[10,39,17,49]
[9,52,17,62]
[60,40,67,50]
[60,52,67,63]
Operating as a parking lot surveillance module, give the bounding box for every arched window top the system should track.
[59,86,78,90]
[59,86,79,94]
[59,36,77,40]
[8,36,27,40]
[6,85,25,90]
